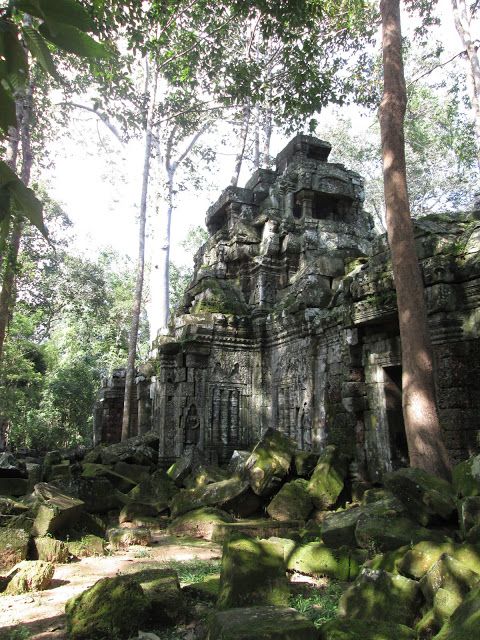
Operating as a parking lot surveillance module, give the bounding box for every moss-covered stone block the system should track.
[170,477,260,518]
[34,536,69,563]
[267,479,313,522]
[416,608,441,640]
[355,512,447,552]
[65,576,148,640]
[113,461,150,484]
[168,506,234,541]
[67,535,106,558]
[212,519,302,544]
[293,452,319,478]
[452,454,480,498]
[364,546,409,574]
[245,428,296,497]
[208,606,318,640]
[384,467,456,526]
[81,463,137,493]
[460,496,480,538]
[217,536,290,609]
[4,560,54,594]
[119,564,185,626]
[433,587,463,626]
[119,502,158,524]
[190,277,249,315]
[183,464,228,489]
[107,527,152,549]
[182,573,220,601]
[338,568,422,627]
[307,445,349,509]
[433,583,480,639]
[0,528,29,571]
[31,483,84,537]
[286,542,365,581]
[127,469,178,512]
[318,619,416,640]
[420,554,480,605]
[0,477,29,496]
[399,541,480,580]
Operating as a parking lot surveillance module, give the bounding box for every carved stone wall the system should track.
[94,135,480,479]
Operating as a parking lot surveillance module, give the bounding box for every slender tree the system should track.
[450,0,480,168]
[121,62,158,442]
[379,0,451,479]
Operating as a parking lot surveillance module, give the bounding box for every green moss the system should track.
[338,569,421,627]
[34,536,69,563]
[209,605,319,640]
[67,535,106,558]
[65,576,147,640]
[433,584,480,639]
[217,536,290,609]
[307,446,348,510]
[168,507,234,541]
[287,542,365,582]
[190,278,249,315]
[0,528,29,571]
[318,619,416,640]
[267,479,313,522]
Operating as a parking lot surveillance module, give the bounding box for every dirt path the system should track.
[0,532,222,640]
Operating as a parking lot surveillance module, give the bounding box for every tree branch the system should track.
[407,49,467,89]
[58,102,123,143]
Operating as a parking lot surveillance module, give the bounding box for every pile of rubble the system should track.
[1,431,480,639]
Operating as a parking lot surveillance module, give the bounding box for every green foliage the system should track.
[290,580,344,628]
[0,197,149,449]
[0,627,32,640]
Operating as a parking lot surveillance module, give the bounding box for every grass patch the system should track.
[289,580,344,628]
[162,558,221,585]
[0,627,32,640]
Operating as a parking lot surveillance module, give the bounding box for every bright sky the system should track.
[45,0,470,269]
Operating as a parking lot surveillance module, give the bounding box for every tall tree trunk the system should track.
[262,102,273,168]
[379,0,451,479]
[121,67,157,442]
[451,0,480,169]
[253,107,260,170]
[156,172,173,332]
[230,103,251,186]
[0,80,33,365]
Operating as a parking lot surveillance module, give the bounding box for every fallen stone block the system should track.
[208,606,318,640]
[0,527,29,571]
[433,583,480,638]
[127,469,177,512]
[384,467,456,526]
[355,512,448,552]
[318,619,416,640]
[0,477,29,496]
[31,483,84,536]
[266,479,313,522]
[217,536,290,609]
[3,560,54,594]
[108,527,152,549]
[212,519,302,544]
[338,568,422,627]
[168,507,234,541]
[65,575,147,640]
[286,541,365,581]
[33,536,69,563]
[0,452,27,478]
[399,541,480,579]
[67,535,106,558]
[245,428,296,497]
[420,553,480,606]
[307,445,349,509]
[170,477,261,518]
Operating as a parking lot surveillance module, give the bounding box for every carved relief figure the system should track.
[185,404,200,446]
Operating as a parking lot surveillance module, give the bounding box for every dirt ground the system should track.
[0,531,222,640]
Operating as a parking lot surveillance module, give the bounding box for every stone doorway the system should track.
[383,365,409,469]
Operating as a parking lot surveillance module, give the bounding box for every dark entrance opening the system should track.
[384,365,409,469]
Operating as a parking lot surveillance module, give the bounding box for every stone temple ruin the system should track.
[94,134,480,481]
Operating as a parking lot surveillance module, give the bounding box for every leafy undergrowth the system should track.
[289,580,344,627]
